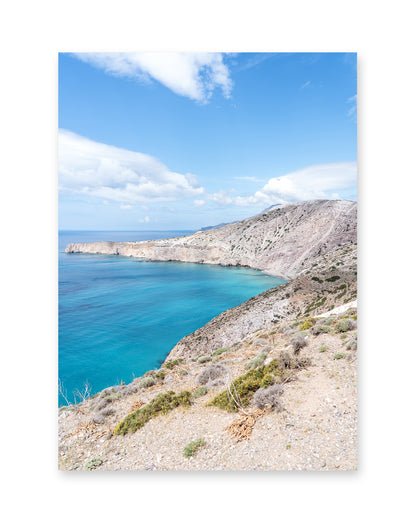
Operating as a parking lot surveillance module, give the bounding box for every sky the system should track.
[59,52,357,230]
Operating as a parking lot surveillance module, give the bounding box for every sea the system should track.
[58,230,286,406]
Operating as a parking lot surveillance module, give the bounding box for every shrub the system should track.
[325,275,340,282]
[334,353,347,359]
[164,358,184,370]
[192,386,208,398]
[84,457,103,470]
[260,374,273,387]
[291,335,308,356]
[209,360,283,412]
[245,351,267,370]
[183,438,205,458]
[311,324,332,335]
[115,390,192,435]
[335,319,356,333]
[139,377,156,389]
[93,407,115,424]
[154,370,166,380]
[300,319,315,330]
[197,355,211,364]
[319,345,328,353]
[346,338,357,351]
[213,347,229,357]
[196,364,226,386]
[311,277,323,283]
[252,384,284,411]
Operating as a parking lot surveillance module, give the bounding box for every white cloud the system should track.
[73,52,232,103]
[347,94,357,118]
[120,204,132,210]
[193,199,206,207]
[234,162,357,207]
[234,176,265,182]
[138,216,150,223]
[207,190,235,206]
[300,80,311,89]
[59,129,204,204]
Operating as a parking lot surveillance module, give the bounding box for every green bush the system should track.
[245,351,267,370]
[197,355,211,364]
[183,438,205,458]
[115,390,192,435]
[83,457,103,470]
[192,386,208,398]
[164,358,184,370]
[333,353,347,359]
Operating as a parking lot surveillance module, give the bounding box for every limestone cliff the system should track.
[65,199,357,279]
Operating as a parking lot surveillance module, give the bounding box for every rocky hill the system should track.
[66,199,357,279]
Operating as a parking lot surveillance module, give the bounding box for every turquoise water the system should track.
[59,230,286,406]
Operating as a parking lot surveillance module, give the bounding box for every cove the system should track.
[59,232,286,406]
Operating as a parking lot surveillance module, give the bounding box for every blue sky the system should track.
[59,52,356,230]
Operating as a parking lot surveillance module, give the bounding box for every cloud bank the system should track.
[59,130,204,204]
[234,162,357,207]
[73,52,232,103]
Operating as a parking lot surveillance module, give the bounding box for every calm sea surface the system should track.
[59,230,286,405]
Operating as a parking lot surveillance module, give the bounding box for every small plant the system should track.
[311,324,332,335]
[139,376,156,389]
[325,275,340,282]
[334,353,347,359]
[245,351,267,370]
[291,334,308,356]
[311,276,323,283]
[197,355,211,364]
[192,386,208,398]
[84,457,103,470]
[335,319,356,333]
[196,364,226,386]
[212,347,229,357]
[340,333,347,339]
[183,438,205,458]
[319,345,328,352]
[300,319,315,330]
[164,358,184,370]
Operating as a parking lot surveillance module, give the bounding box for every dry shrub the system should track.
[291,334,308,355]
[252,384,284,411]
[196,364,226,386]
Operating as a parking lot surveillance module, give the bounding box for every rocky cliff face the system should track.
[65,199,357,279]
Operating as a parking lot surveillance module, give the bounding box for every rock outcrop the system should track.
[66,199,357,279]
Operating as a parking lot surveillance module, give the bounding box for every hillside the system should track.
[66,199,357,279]
[58,303,357,471]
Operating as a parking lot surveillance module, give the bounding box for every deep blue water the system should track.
[59,230,286,406]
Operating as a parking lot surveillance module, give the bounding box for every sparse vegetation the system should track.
[319,345,328,352]
[164,358,184,370]
[183,438,205,458]
[334,353,347,359]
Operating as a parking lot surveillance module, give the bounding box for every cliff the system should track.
[65,199,357,279]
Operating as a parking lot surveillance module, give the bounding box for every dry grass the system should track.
[225,408,265,442]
